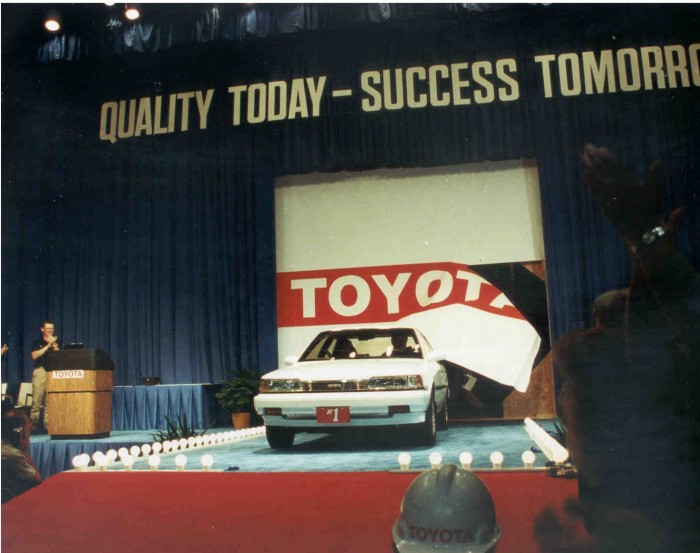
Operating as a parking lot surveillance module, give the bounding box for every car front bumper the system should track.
[254,390,431,428]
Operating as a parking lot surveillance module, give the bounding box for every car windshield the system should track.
[299,329,423,361]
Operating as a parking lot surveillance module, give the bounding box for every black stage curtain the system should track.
[2,4,699,385]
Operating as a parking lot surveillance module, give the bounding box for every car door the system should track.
[418,330,448,408]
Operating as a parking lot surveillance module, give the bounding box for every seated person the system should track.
[387,334,418,358]
[2,399,41,504]
[332,337,357,359]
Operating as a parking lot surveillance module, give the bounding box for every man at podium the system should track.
[29,320,62,432]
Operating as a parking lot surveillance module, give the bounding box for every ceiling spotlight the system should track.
[125,6,140,21]
[44,18,60,32]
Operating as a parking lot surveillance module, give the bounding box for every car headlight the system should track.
[367,375,424,391]
[259,379,305,393]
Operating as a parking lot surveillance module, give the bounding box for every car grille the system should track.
[307,380,367,392]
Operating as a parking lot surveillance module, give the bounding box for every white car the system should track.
[254,327,449,449]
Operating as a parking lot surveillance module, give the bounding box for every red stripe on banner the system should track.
[277,261,526,328]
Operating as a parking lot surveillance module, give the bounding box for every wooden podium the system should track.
[45,349,114,439]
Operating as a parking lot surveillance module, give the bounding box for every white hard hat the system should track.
[393,464,502,553]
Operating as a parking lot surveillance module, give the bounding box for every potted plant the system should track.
[152,414,211,443]
[214,369,261,429]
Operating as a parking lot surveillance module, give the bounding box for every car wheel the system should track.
[437,398,448,431]
[266,426,295,449]
[418,394,437,447]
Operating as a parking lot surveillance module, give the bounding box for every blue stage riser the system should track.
[111,384,216,430]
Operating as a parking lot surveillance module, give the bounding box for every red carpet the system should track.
[2,471,580,552]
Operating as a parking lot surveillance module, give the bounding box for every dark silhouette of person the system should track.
[555,288,630,510]
[537,145,700,553]
[2,398,41,503]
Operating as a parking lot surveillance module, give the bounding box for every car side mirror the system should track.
[427,351,447,363]
[284,355,299,366]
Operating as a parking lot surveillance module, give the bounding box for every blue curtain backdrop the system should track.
[2,4,699,386]
[2,106,277,385]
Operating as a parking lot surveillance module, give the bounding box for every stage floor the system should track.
[32,419,559,476]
